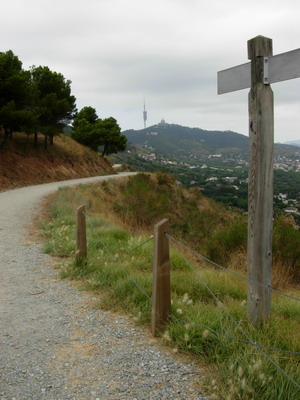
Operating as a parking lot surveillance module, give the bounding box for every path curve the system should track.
[0,174,207,400]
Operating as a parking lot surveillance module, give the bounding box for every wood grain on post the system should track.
[247,36,274,326]
[76,204,87,259]
[151,219,171,337]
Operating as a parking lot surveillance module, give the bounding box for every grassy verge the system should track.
[42,182,300,400]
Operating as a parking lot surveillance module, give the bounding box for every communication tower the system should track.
[143,98,147,129]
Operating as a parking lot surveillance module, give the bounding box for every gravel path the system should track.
[0,174,208,400]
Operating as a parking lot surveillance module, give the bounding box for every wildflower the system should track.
[163,331,172,342]
[182,293,189,304]
[176,308,183,315]
[259,373,265,381]
[252,359,262,370]
[229,384,236,394]
[202,330,210,338]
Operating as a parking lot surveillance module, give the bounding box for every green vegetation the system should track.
[42,174,300,400]
[274,170,300,201]
[0,50,76,148]
[100,173,300,281]
[113,123,300,215]
[113,148,300,214]
[72,106,127,155]
[0,50,126,155]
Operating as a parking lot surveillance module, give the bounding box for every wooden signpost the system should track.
[218,36,300,326]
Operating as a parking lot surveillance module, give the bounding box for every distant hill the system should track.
[285,139,300,147]
[123,123,248,157]
[123,122,300,158]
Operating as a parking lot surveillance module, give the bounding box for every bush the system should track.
[113,173,170,228]
[205,218,247,266]
[273,216,300,279]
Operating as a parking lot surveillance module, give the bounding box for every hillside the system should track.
[123,122,300,158]
[124,123,248,157]
[0,133,113,191]
[285,139,300,147]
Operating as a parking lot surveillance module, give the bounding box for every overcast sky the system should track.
[1,0,300,142]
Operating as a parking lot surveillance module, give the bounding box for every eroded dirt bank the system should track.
[0,134,113,192]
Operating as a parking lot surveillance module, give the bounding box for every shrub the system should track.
[113,173,170,228]
[273,215,300,279]
[205,218,247,266]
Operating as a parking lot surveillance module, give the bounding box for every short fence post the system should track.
[151,219,171,337]
[76,205,87,259]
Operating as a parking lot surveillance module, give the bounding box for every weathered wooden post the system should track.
[218,36,300,326]
[151,219,171,337]
[247,36,273,326]
[76,204,87,259]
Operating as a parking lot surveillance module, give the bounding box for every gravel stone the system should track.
[0,175,209,399]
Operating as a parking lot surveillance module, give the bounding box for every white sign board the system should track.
[218,48,300,94]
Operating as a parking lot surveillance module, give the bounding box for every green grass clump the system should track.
[42,184,300,400]
[273,216,300,276]
[205,218,247,265]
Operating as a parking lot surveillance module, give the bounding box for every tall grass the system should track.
[42,182,300,400]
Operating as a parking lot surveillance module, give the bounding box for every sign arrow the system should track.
[218,48,300,94]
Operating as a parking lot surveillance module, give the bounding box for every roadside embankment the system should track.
[0,133,113,191]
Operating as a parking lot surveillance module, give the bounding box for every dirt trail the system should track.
[0,175,207,400]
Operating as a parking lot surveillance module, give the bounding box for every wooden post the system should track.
[76,205,87,259]
[151,219,171,337]
[247,36,274,326]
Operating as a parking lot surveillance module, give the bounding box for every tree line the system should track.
[0,50,127,155]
